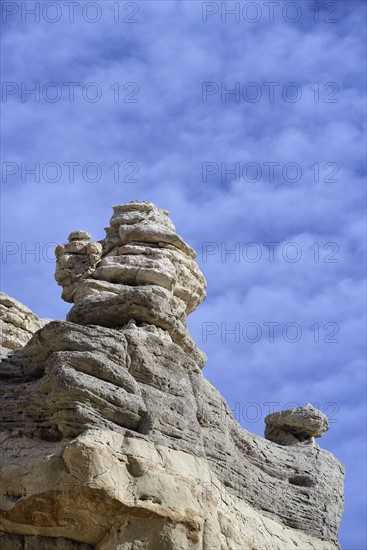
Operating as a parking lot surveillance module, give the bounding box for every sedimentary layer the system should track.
[0,201,344,549]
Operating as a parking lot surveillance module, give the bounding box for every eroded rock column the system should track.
[55,201,207,367]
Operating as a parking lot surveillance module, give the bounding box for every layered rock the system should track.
[0,293,49,354]
[0,430,342,550]
[54,231,102,303]
[55,201,206,368]
[265,403,329,446]
[0,201,344,550]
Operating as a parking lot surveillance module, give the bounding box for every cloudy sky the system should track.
[1,1,366,547]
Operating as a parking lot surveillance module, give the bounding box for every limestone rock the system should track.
[0,430,342,550]
[0,293,49,352]
[0,533,92,549]
[55,231,102,303]
[0,319,344,543]
[264,403,329,446]
[55,201,206,367]
[0,201,344,549]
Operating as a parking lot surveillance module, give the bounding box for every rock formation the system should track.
[0,201,344,549]
[0,293,49,356]
[54,202,206,368]
[264,403,329,446]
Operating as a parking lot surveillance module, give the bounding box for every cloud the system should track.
[1,1,366,547]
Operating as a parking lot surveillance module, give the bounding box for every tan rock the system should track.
[0,201,344,549]
[0,430,341,550]
[55,201,207,366]
[265,403,329,446]
[0,293,49,352]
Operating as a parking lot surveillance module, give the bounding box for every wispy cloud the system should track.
[1,1,366,546]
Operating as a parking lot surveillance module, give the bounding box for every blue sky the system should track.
[1,1,366,547]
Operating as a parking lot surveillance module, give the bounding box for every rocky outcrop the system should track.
[265,403,329,446]
[0,201,344,550]
[0,430,342,550]
[0,293,49,353]
[55,201,206,368]
[54,230,102,303]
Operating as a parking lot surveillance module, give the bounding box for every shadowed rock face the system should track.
[0,202,344,550]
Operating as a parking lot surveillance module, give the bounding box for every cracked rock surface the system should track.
[0,201,344,549]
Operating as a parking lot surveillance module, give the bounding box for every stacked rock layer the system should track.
[0,202,344,550]
[55,202,206,368]
[0,293,49,355]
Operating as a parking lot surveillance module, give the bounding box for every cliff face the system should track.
[0,202,344,550]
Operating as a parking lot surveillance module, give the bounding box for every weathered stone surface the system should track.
[55,231,102,303]
[0,532,93,549]
[0,319,344,545]
[55,201,206,368]
[0,293,49,352]
[0,430,342,550]
[0,201,344,549]
[67,285,206,368]
[264,403,329,446]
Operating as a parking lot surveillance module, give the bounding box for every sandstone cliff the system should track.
[0,201,344,549]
